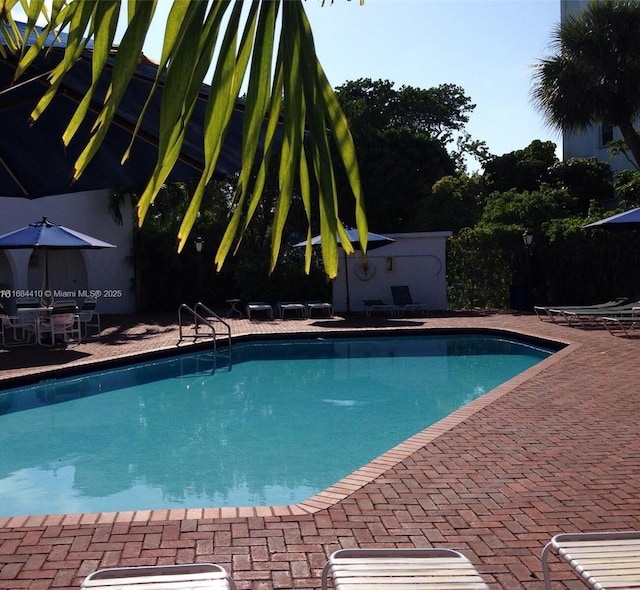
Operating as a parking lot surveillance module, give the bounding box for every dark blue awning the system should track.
[0,23,248,198]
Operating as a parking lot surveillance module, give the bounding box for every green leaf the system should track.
[71,0,157,179]
[61,0,119,146]
[214,55,284,270]
[176,1,259,252]
[28,1,95,122]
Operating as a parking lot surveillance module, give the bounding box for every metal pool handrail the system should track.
[177,302,231,352]
[194,302,231,353]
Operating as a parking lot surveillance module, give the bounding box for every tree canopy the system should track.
[482,140,558,194]
[331,78,483,232]
[336,78,476,146]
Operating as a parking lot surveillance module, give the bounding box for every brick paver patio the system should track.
[0,310,639,590]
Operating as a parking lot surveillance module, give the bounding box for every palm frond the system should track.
[3,0,367,278]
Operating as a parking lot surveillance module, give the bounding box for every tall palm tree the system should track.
[0,0,366,278]
[532,0,640,169]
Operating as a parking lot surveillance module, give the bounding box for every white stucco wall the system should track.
[0,190,135,314]
[561,118,635,173]
[332,231,452,313]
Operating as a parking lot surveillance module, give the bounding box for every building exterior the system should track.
[332,231,452,314]
[560,0,638,172]
[0,190,136,314]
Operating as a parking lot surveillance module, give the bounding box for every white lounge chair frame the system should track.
[541,531,640,590]
[363,299,400,317]
[276,302,307,319]
[321,548,489,590]
[553,301,640,328]
[391,285,429,316]
[306,301,333,317]
[246,302,273,320]
[534,297,628,323]
[601,315,640,337]
[81,563,237,590]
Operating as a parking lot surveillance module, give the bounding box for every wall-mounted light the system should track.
[195,236,204,253]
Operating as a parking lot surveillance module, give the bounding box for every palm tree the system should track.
[0,0,366,278]
[532,0,640,169]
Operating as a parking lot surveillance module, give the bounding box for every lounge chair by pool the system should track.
[322,548,489,590]
[276,302,306,319]
[363,299,400,317]
[391,285,429,316]
[541,531,640,590]
[246,302,273,320]
[306,301,333,317]
[534,297,628,323]
[557,301,640,328]
[601,314,640,337]
[82,563,237,590]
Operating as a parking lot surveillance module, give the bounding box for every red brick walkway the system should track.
[1,311,639,590]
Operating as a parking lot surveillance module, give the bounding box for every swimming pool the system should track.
[0,333,554,517]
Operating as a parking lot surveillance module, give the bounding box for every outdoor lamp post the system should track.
[195,236,203,303]
[522,231,533,309]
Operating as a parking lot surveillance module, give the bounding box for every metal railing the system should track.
[177,303,232,367]
[194,302,231,352]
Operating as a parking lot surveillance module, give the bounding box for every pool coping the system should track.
[0,325,578,529]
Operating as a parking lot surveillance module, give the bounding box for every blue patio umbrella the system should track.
[0,23,252,198]
[295,227,394,251]
[0,217,116,302]
[584,207,640,231]
[293,228,394,312]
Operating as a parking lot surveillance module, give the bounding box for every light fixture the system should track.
[522,230,533,249]
[386,257,393,272]
[195,236,204,253]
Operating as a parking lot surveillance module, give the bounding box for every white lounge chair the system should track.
[534,297,629,323]
[391,285,429,316]
[557,301,640,328]
[276,302,307,319]
[541,531,640,590]
[81,563,237,590]
[306,301,333,317]
[246,302,273,320]
[363,299,400,317]
[321,548,489,590]
[601,315,640,337]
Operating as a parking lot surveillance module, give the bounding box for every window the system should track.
[601,123,614,147]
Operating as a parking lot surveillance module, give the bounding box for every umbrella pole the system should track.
[344,250,351,313]
[42,249,51,306]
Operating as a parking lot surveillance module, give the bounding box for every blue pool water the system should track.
[0,334,554,516]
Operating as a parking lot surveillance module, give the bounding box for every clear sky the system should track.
[141,0,563,170]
